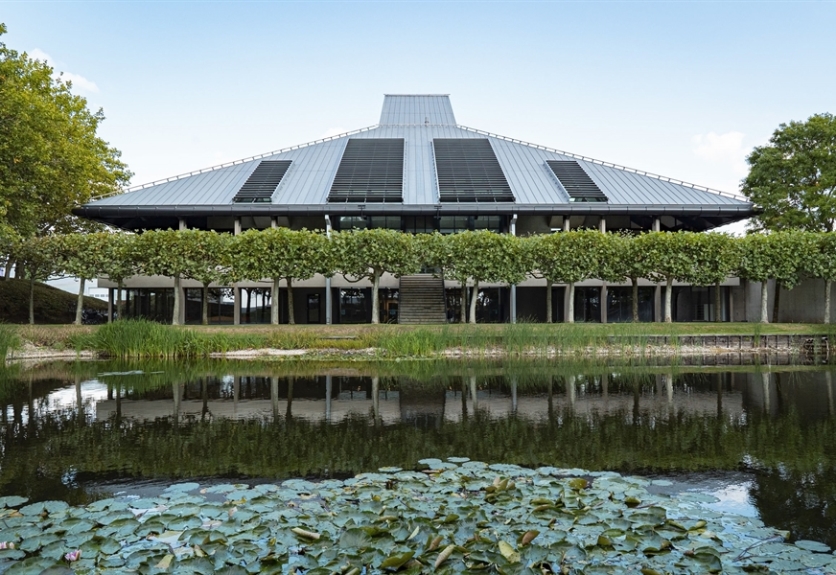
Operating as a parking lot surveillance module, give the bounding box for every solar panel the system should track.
[547,160,608,202]
[328,139,404,203]
[233,160,292,203]
[433,139,514,202]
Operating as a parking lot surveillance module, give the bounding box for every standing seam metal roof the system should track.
[83,95,751,211]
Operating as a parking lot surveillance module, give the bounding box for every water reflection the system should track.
[0,362,835,546]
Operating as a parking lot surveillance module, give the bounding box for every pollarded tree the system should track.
[681,233,741,322]
[12,235,61,324]
[804,233,836,324]
[97,232,140,321]
[176,230,234,326]
[135,230,190,325]
[234,228,332,325]
[54,232,114,325]
[635,232,695,323]
[742,113,836,233]
[445,231,528,324]
[331,229,421,324]
[604,233,655,323]
[525,230,608,324]
[738,232,811,323]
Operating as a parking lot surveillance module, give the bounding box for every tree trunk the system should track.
[171,274,182,325]
[202,284,210,325]
[760,280,769,323]
[469,280,479,324]
[714,281,722,322]
[825,279,832,324]
[116,280,124,320]
[371,271,380,324]
[772,281,781,323]
[545,279,553,323]
[28,276,35,325]
[567,282,575,323]
[74,277,86,325]
[287,278,295,325]
[3,260,10,279]
[664,277,673,323]
[631,277,639,322]
[460,283,467,323]
[245,288,251,323]
[271,278,280,325]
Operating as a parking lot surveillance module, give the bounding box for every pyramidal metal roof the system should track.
[79,95,754,221]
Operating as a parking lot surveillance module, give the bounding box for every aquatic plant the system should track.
[0,460,831,574]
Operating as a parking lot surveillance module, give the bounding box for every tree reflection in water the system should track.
[0,361,834,545]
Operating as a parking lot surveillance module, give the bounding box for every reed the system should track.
[0,323,19,362]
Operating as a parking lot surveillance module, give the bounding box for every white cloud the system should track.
[692,131,748,176]
[28,48,100,94]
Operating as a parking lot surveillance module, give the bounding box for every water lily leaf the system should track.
[165,482,200,493]
[378,466,403,473]
[795,540,831,553]
[434,544,456,568]
[0,496,28,509]
[379,550,414,569]
[498,541,520,563]
[19,502,46,516]
[447,457,470,463]
[156,553,175,569]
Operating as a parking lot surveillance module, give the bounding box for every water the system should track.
[1,360,834,547]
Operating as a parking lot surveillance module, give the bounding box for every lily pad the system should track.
[795,540,831,553]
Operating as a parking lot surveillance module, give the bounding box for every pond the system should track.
[1,359,834,549]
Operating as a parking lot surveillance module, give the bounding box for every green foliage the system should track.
[743,113,836,232]
[446,230,527,286]
[526,230,610,284]
[738,232,810,289]
[233,227,330,283]
[0,322,18,361]
[332,229,421,281]
[0,24,131,244]
[682,233,741,287]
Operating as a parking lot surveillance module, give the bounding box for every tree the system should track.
[234,228,331,325]
[636,232,695,323]
[331,229,421,324]
[0,24,131,246]
[804,233,836,324]
[54,232,114,325]
[525,230,608,324]
[742,113,836,233]
[445,231,527,324]
[176,230,234,325]
[604,234,654,323]
[135,230,194,325]
[12,236,60,324]
[98,233,140,320]
[681,233,741,322]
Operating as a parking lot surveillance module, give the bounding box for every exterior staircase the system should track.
[398,274,447,324]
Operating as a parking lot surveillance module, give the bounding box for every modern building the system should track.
[76,95,756,324]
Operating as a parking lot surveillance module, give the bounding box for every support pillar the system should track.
[271,217,278,229]
[563,217,571,232]
[178,218,187,231]
[234,217,242,236]
[325,215,333,325]
[599,217,606,233]
[600,284,608,323]
[652,217,661,232]
[510,213,518,324]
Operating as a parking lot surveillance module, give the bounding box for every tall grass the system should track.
[0,323,20,362]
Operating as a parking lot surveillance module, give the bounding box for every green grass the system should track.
[0,324,19,362]
[11,319,836,360]
[0,279,107,324]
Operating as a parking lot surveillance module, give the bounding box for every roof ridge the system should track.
[95,125,379,198]
[456,125,746,201]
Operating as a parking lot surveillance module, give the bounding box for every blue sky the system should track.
[2,0,834,197]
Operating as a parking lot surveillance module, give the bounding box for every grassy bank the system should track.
[3,319,834,360]
[0,279,107,324]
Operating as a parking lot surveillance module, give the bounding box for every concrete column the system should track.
[372,376,380,424]
[567,374,576,408]
[234,217,242,236]
[600,284,608,323]
[271,217,278,229]
[563,217,571,232]
[599,217,606,233]
[652,218,661,232]
[178,218,187,231]
[510,213,517,324]
[325,215,333,325]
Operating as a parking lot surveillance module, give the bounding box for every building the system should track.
[75,95,756,324]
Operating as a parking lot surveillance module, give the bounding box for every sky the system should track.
[3,0,834,201]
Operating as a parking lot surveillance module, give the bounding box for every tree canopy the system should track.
[0,23,130,247]
[742,113,836,232]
